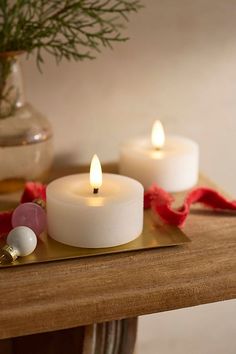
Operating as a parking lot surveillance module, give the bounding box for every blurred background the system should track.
[22,0,236,352]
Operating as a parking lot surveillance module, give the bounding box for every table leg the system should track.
[0,318,138,354]
[83,318,138,354]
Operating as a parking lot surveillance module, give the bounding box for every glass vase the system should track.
[0,53,53,193]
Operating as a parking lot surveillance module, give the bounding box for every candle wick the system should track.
[93,188,99,194]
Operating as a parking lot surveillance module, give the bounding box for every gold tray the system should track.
[0,210,190,268]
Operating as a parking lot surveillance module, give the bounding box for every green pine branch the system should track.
[0,0,142,69]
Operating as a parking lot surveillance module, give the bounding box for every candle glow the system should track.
[47,173,144,248]
[120,121,199,192]
[90,154,103,192]
[151,120,165,149]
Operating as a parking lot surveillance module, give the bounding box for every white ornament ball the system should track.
[7,226,37,257]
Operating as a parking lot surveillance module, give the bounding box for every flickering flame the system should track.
[151,120,165,149]
[90,154,103,191]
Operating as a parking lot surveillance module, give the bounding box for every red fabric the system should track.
[144,184,236,227]
[0,211,13,237]
[20,182,46,203]
[0,182,46,238]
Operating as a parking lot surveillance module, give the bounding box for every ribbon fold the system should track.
[144,184,236,227]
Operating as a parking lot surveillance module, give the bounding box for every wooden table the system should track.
[0,170,235,354]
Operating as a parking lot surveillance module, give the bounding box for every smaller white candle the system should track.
[119,121,199,192]
[47,155,144,248]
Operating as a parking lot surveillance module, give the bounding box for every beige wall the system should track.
[23,0,236,194]
[137,300,236,354]
[22,1,236,352]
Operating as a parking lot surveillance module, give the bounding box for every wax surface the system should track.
[119,135,199,192]
[47,174,144,248]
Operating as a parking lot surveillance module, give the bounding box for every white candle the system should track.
[119,121,199,192]
[47,155,144,248]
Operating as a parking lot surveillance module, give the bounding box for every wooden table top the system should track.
[0,169,235,340]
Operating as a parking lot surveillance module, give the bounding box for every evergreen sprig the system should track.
[0,0,142,68]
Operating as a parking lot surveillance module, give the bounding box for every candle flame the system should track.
[90,154,103,190]
[151,120,165,149]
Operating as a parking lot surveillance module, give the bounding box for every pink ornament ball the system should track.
[12,202,47,236]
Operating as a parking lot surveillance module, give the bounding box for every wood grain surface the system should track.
[0,171,235,339]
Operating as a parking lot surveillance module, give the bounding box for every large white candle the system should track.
[47,155,144,248]
[119,121,199,192]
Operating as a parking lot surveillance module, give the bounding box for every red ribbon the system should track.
[20,181,46,204]
[0,182,46,238]
[144,184,236,227]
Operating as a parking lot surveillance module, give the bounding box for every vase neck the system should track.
[0,55,25,119]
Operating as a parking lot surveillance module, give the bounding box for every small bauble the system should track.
[7,226,37,257]
[12,202,47,236]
